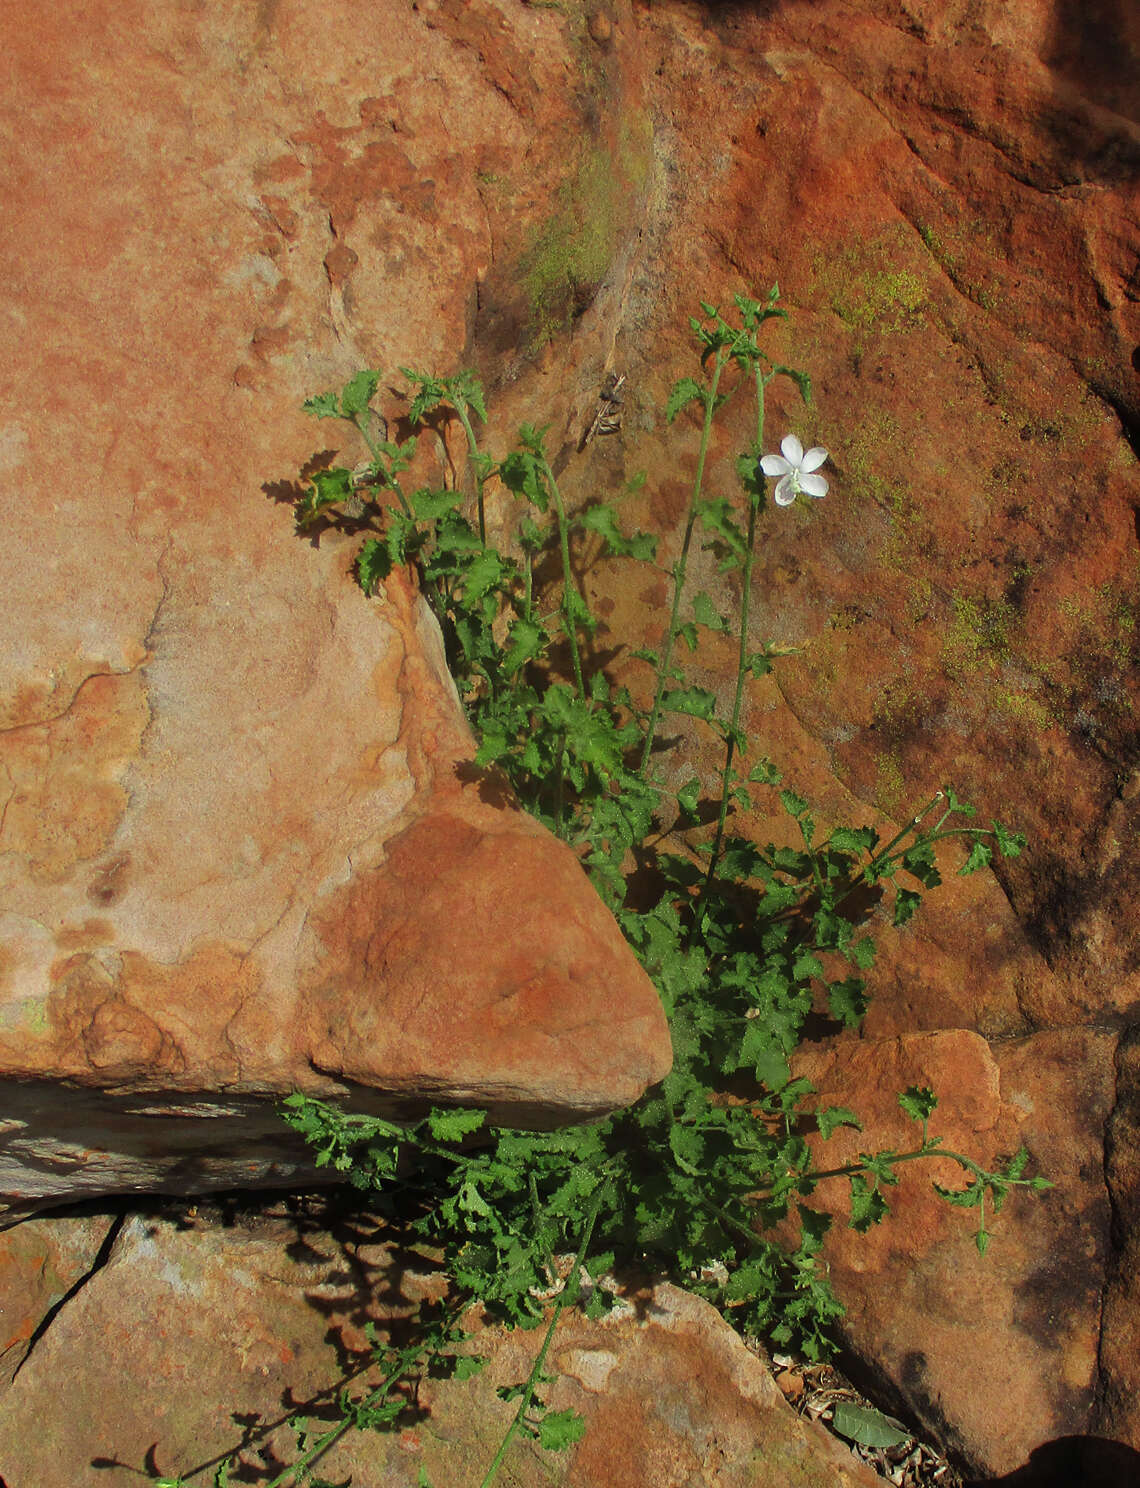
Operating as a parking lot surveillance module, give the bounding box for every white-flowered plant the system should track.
[761,434,829,506]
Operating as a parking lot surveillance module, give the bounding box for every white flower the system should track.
[760,434,829,506]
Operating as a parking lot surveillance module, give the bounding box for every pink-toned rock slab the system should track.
[0,1202,882,1488]
[0,0,669,1208]
[0,1211,115,1387]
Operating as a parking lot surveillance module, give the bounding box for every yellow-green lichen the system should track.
[874,748,907,813]
[941,593,1017,679]
[810,228,932,353]
[915,220,1001,312]
[997,688,1057,731]
[522,146,619,345]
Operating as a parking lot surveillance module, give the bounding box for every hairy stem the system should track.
[540,456,586,699]
[453,400,488,546]
[638,349,729,778]
[477,1190,602,1488]
[699,364,769,909]
[353,411,413,517]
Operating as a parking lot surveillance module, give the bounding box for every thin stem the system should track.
[861,791,945,879]
[250,1303,466,1488]
[779,1143,986,1190]
[638,349,730,778]
[453,400,487,545]
[699,363,769,910]
[477,1190,603,1488]
[352,411,412,517]
[540,456,586,699]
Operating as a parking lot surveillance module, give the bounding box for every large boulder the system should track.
[0,0,670,1211]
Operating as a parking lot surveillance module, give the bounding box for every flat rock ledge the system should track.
[0,1201,882,1488]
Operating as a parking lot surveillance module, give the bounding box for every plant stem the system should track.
[638,349,729,778]
[699,364,769,910]
[540,456,586,699]
[255,1311,464,1488]
[353,411,413,517]
[453,400,488,545]
[777,1143,986,1190]
[477,1190,603,1488]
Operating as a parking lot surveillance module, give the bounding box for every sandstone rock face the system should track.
[0,0,670,1209]
[489,2,1135,1477]
[0,1200,883,1488]
[3,0,1139,1480]
[790,1028,1117,1474]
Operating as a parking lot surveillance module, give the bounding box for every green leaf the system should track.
[677,621,699,653]
[410,487,464,522]
[427,1107,486,1142]
[667,377,706,422]
[692,591,729,632]
[893,887,922,927]
[827,977,867,1028]
[779,789,809,820]
[499,449,549,511]
[669,1123,705,1176]
[400,366,446,426]
[580,503,658,560]
[302,391,341,419]
[993,821,1026,857]
[830,1402,911,1449]
[749,758,783,786]
[901,842,941,888]
[898,1087,937,1123]
[739,1021,791,1088]
[694,497,747,563]
[339,369,381,416]
[661,686,717,721]
[502,617,548,676]
[932,1178,984,1209]
[676,777,701,816]
[357,539,390,596]
[298,465,354,525]
[772,364,813,406]
[828,826,879,855]
[817,1106,861,1141]
[959,840,993,875]
[449,369,487,424]
[537,1408,587,1451]
[848,1174,889,1231]
[747,651,773,679]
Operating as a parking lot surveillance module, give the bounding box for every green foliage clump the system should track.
[148,292,1048,1487]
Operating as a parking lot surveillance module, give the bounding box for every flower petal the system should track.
[799,446,829,473]
[760,455,792,477]
[800,472,829,499]
[773,474,797,506]
[780,433,804,466]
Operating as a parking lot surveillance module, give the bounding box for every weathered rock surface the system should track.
[0,1200,883,1488]
[484,1,1136,1477]
[790,1028,1117,1476]
[3,0,1139,1479]
[0,0,670,1208]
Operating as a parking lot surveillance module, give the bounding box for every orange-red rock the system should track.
[0,0,669,1209]
[3,0,1139,1477]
